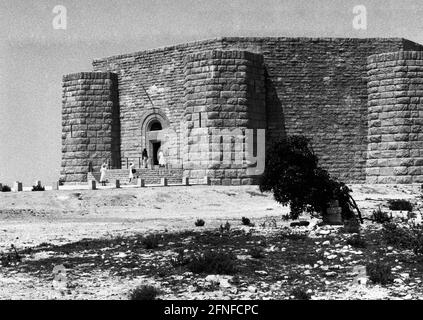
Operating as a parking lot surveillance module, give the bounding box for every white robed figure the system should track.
[129,162,135,182]
[100,163,107,186]
[158,148,166,168]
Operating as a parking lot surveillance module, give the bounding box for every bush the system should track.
[129,285,160,300]
[187,250,238,275]
[382,222,413,249]
[290,287,311,300]
[259,135,360,221]
[1,185,11,192]
[387,199,413,212]
[343,219,360,234]
[142,234,160,249]
[170,248,190,267]
[372,206,391,223]
[346,235,367,248]
[219,222,231,233]
[241,217,251,226]
[411,228,423,256]
[195,219,205,227]
[32,185,45,191]
[249,247,265,259]
[366,261,394,285]
[290,221,310,227]
[382,222,423,256]
[411,226,423,256]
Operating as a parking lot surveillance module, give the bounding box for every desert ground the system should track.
[0,184,422,300]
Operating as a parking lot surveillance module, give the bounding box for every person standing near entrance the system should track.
[129,162,135,183]
[158,148,166,168]
[142,148,148,168]
[100,163,107,186]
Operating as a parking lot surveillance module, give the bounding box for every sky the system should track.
[1,0,423,186]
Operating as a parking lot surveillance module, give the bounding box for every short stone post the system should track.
[137,178,145,187]
[52,181,59,190]
[89,180,96,190]
[161,178,168,186]
[13,181,23,192]
[182,177,190,186]
[115,179,120,189]
[203,176,210,185]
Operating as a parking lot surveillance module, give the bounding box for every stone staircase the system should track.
[87,168,184,185]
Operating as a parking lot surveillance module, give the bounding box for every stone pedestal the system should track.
[137,178,145,187]
[323,200,343,225]
[89,180,96,190]
[13,182,23,192]
[182,177,190,186]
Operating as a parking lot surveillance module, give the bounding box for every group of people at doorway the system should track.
[99,147,167,186]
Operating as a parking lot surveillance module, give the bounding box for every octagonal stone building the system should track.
[60,37,423,185]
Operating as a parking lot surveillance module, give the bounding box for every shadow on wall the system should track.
[265,68,286,150]
[112,83,121,169]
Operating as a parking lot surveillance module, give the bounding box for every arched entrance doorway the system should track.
[140,109,170,169]
[147,120,162,166]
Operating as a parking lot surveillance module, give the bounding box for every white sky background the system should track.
[1,0,423,185]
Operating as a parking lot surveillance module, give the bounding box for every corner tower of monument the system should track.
[182,50,266,185]
[60,72,120,184]
[366,51,423,183]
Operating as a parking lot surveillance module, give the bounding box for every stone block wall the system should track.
[367,51,423,183]
[58,37,423,185]
[220,38,423,182]
[92,39,229,167]
[182,50,265,183]
[90,37,423,183]
[61,72,120,184]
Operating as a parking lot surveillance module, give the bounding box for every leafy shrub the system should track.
[283,232,308,241]
[195,219,205,227]
[382,222,413,249]
[187,250,238,275]
[241,217,251,226]
[142,234,160,249]
[129,285,160,300]
[32,184,45,191]
[387,199,413,212]
[219,222,231,233]
[366,261,394,285]
[343,219,360,234]
[290,221,310,227]
[410,225,423,256]
[290,287,311,300]
[0,244,21,267]
[170,248,190,267]
[259,135,361,221]
[372,206,391,223]
[1,185,11,192]
[249,247,265,259]
[346,235,367,248]
[282,214,290,221]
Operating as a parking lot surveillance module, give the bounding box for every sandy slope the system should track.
[0,185,284,251]
[0,183,421,300]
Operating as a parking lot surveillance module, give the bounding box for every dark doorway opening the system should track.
[149,121,162,131]
[152,141,161,165]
